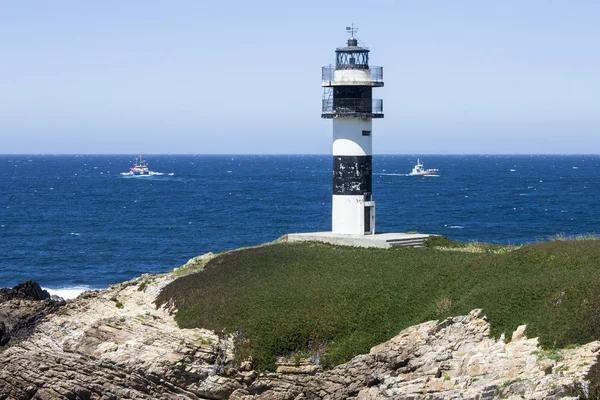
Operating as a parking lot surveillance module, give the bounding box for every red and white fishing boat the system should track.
[129,155,150,175]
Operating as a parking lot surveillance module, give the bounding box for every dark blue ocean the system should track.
[1,155,599,294]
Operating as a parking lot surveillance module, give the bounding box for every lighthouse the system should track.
[289,30,431,247]
[321,27,384,235]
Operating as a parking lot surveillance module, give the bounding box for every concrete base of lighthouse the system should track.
[332,196,375,235]
[287,232,438,249]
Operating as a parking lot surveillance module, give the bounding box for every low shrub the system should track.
[157,237,600,371]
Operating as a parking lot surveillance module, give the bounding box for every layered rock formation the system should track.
[234,311,599,399]
[0,280,64,347]
[1,275,598,400]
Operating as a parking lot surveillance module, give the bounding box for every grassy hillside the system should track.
[156,237,600,371]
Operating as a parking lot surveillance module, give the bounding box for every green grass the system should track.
[110,295,124,309]
[156,237,600,371]
[137,280,148,292]
[533,349,564,361]
[426,236,523,254]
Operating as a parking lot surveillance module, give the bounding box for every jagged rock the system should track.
[0,276,229,399]
[0,281,64,347]
[236,310,600,399]
[1,275,599,399]
[275,356,322,375]
[0,280,50,301]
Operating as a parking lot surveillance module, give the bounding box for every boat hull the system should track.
[408,172,439,176]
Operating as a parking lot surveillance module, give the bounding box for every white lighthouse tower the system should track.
[289,29,433,247]
[321,27,384,235]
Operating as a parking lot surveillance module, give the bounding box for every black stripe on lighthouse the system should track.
[332,156,372,196]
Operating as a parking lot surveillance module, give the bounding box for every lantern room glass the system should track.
[335,51,369,69]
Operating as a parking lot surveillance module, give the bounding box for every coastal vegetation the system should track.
[157,236,600,371]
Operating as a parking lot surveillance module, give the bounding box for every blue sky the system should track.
[1,1,599,154]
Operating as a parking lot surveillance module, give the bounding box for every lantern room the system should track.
[335,37,370,69]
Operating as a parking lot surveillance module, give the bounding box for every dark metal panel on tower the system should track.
[332,156,373,196]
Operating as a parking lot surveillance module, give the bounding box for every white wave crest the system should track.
[43,285,94,300]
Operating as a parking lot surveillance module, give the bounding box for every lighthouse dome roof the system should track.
[336,43,369,53]
[336,35,369,53]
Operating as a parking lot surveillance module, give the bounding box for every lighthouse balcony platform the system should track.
[322,98,384,119]
[321,66,384,87]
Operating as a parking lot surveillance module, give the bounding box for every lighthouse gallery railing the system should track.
[322,98,383,116]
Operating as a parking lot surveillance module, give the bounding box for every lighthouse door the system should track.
[363,201,375,235]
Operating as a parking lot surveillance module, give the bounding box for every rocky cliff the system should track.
[1,274,598,400]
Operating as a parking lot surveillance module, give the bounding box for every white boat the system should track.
[408,159,439,176]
